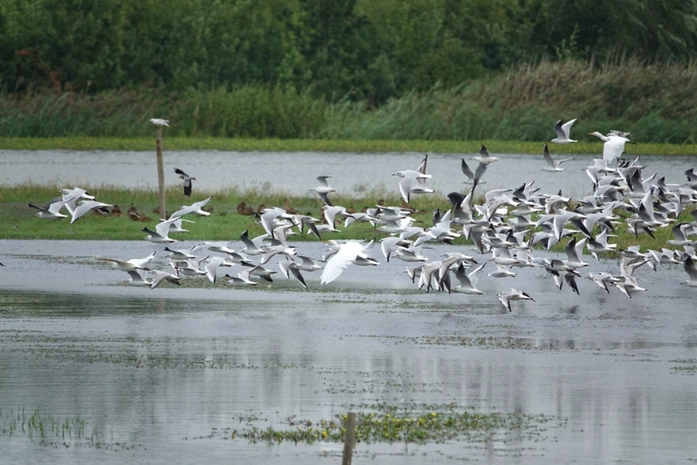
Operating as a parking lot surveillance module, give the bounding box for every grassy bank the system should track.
[0,137,696,156]
[1,185,690,256]
[2,60,697,146]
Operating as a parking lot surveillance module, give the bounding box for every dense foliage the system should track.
[2,0,697,103]
[1,1,697,143]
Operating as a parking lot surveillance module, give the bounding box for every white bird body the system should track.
[150,118,170,127]
[310,176,335,206]
[471,145,500,165]
[320,240,377,284]
[98,251,156,272]
[589,131,631,163]
[393,170,434,203]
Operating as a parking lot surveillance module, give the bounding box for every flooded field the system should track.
[2,149,697,199]
[1,240,696,464]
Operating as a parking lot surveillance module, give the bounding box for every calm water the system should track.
[1,240,697,464]
[1,149,696,199]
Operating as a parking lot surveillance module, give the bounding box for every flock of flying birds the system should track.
[27,118,697,312]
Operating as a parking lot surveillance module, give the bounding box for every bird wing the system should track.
[398,174,416,203]
[316,176,331,187]
[317,191,333,207]
[461,158,474,180]
[289,266,308,289]
[561,118,577,138]
[685,257,697,280]
[542,144,555,167]
[320,242,362,284]
[553,120,566,139]
[603,137,628,162]
[473,162,487,183]
[154,217,178,238]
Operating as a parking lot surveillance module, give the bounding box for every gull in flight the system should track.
[393,169,434,203]
[471,145,500,165]
[28,197,71,219]
[310,176,335,206]
[70,200,113,224]
[150,270,181,289]
[541,144,574,172]
[97,251,156,272]
[461,158,487,185]
[150,118,170,127]
[174,168,196,197]
[142,217,181,243]
[450,262,486,295]
[225,270,258,286]
[497,288,535,312]
[170,196,212,219]
[551,118,578,144]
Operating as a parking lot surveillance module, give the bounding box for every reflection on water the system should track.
[1,150,696,199]
[1,241,697,464]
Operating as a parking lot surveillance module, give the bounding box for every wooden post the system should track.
[342,412,356,465]
[155,127,166,220]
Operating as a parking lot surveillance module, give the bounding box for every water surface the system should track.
[2,150,695,199]
[1,240,696,464]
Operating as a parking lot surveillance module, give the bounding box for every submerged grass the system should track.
[223,402,562,445]
[0,406,90,442]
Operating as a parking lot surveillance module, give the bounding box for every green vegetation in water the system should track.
[670,359,697,375]
[217,402,563,445]
[0,136,695,155]
[0,406,91,442]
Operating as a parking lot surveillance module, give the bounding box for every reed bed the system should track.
[2,60,697,145]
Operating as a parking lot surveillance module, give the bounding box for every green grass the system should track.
[2,184,419,241]
[2,184,692,257]
[0,137,696,155]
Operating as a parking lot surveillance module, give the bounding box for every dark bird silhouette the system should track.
[174,168,196,197]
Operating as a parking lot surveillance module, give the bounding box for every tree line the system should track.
[2,0,697,106]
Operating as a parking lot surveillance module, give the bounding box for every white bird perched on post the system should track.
[150,118,170,127]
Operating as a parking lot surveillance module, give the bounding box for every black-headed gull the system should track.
[497,288,535,312]
[542,144,574,172]
[551,118,577,144]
